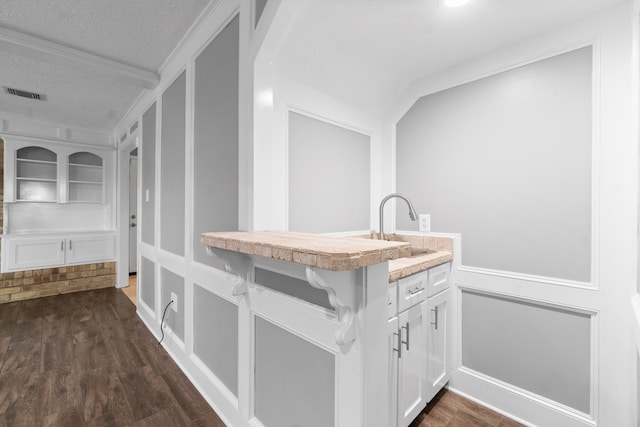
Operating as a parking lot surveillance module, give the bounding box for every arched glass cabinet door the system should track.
[68,152,104,203]
[16,146,57,202]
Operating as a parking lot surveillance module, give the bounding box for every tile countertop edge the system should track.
[200,230,454,280]
[200,230,412,271]
[387,251,453,283]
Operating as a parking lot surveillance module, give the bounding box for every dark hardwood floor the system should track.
[0,287,523,427]
[411,388,525,427]
[0,287,224,426]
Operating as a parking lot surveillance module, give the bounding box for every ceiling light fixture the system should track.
[444,0,472,7]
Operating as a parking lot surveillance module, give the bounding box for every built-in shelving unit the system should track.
[68,152,104,203]
[2,136,116,272]
[15,146,57,202]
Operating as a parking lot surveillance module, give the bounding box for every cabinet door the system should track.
[66,235,115,265]
[3,237,65,272]
[388,316,400,427]
[397,302,428,427]
[426,289,449,402]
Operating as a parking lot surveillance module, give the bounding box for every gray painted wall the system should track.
[141,102,156,245]
[160,72,187,256]
[254,267,332,310]
[461,290,591,413]
[161,267,185,341]
[193,15,239,268]
[193,284,238,396]
[254,316,335,427]
[140,256,155,310]
[288,112,370,233]
[396,47,592,282]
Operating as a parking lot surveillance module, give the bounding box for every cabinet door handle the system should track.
[431,306,439,330]
[401,322,410,350]
[60,240,64,251]
[393,331,402,358]
[69,240,72,251]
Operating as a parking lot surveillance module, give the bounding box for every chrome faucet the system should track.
[379,193,418,240]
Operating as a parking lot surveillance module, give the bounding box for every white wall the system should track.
[384,4,638,426]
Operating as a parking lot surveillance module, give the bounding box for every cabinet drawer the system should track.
[427,262,450,297]
[397,270,427,313]
[388,281,398,318]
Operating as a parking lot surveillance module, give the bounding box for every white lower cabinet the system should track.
[397,301,429,426]
[1,233,116,272]
[65,234,115,265]
[3,237,66,271]
[388,263,451,427]
[426,289,449,402]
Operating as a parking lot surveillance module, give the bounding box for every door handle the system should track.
[431,306,439,330]
[131,223,137,227]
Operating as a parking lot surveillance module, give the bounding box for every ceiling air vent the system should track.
[3,86,46,101]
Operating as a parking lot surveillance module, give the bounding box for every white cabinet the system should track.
[5,139,110,205]
[426,288,449,402]
[388,262,451,427]
[65,234,115,265]
[3,236,66,270]
[396,301,428,426]
[388,270,429,427]
[2,138,115,264]
[1,233,115,272]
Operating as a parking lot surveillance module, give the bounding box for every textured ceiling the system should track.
[0,0,210,132]
[275,0,627,114]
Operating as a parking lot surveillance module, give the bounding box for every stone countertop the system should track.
[200,230,412,271]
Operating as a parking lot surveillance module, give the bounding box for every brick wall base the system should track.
[0,262,116,303]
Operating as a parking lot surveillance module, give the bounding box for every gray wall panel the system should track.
[254,267,332,310]
[140,256,155,310]
[193,16,239,268]
[193,284,239,396]
[161,267,185,341]
[254,316,335,427]
[289,112,370,233]
[160,72,186,256]
[141,103,156,245]
[396,47,592,282]
[462,290,591,413]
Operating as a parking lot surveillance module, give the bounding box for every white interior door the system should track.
[128,155,138,274]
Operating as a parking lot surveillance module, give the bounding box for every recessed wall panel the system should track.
[140,256,155,310]
[461,290,591,413]
[396,47,592,282]
[141,103,156,245]
[254,267,332,310]
[160,267,185,341]
[160,72,186,256]
[193,284,238,396]
[193,16,239,268]
[254,316,335,427]
[289,112,370,233]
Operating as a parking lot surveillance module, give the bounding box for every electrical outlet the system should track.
[419,214,431,232]
[170,292,178,313]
